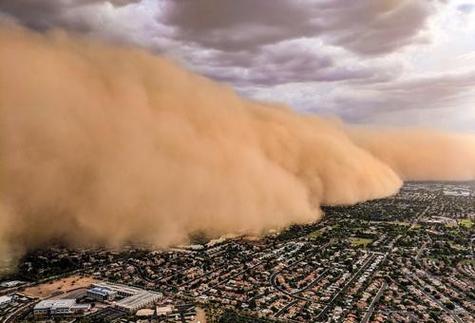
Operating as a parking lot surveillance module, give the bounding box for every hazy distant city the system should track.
[0,182,473,322]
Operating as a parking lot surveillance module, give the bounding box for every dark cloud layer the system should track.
[332,69,475,119]
[163,0,435,55]
[189,41,385,87]
[0,0,139,30]
[316,0,434,55]
[0,0,437,55]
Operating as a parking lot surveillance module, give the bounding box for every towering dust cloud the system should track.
[0,25,474,260]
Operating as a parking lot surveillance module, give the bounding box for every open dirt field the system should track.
[22,275,96,299]
[194,307,208,323]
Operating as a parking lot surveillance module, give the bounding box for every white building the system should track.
[0,281,25,288]
[87,286,117,301]
[90,282,162,314]
[91,282,143,297]
[115,291,162,313]
[0,295,13,309]
[156,305,173,316]
[33,299,90,317]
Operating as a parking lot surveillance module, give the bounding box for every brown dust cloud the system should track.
[1,25,475,263]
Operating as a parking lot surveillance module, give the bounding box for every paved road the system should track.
[269,244,330,303]
[205,243,297,291]
[292,269,330,295]
[361,281,387,323]
[274,299,299,318]
[3,301,36,323]
[404,275,464,323]
[314,253,376,321]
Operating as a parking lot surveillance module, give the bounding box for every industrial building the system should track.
[115,291,161,313]
[89,282,162,313]
[90,282,144,297]
[87,286,117,301]
[33,299,91,318]
[156,305,173,316]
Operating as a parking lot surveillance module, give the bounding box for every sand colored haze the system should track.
[0,25,474,261]
[351,128,475,181]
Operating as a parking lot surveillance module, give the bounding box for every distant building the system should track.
[89,282,162,313]
[189,244,205,250]
[91,282,143,297]
[136,308,155,318]
[33,299,91,318]
[156,305,173,316]
[115,291,161,313]
[0,281,25,288]
[87,286,117,301]
[0,295,13,309]
[156,304,196,321]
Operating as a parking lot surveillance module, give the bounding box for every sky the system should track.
[1,0,475,132]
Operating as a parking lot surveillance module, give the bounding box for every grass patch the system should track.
[389,221,411,226]
[449,242,466,251]
[308,225,338,240]
[459,218,473,229]
[445,222,458,228]
[308,230,323,240]
[349,238,373,247]
[460,259,475,265]
[389,221,421,229]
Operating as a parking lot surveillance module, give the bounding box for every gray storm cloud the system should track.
[0,0,140,30]
[165,0,434,54]
[0,25,475,262]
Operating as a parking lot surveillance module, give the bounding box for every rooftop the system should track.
[0,295,12,304]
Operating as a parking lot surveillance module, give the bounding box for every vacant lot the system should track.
[23,275,96,299]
